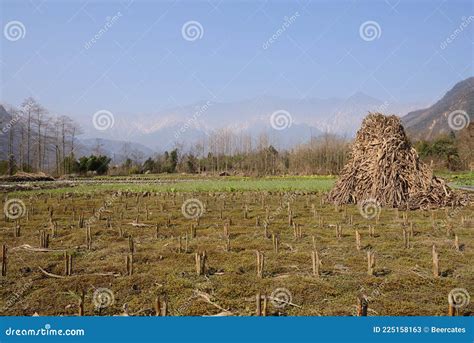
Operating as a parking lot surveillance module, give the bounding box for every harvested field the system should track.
[1,184,472,316]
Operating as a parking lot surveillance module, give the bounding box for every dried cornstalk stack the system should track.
[327,113,467,210]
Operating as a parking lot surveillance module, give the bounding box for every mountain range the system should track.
[1,77,472,161]
[402,77,473,139]
[78,93,420,151]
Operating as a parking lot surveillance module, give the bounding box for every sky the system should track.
[0,0,473,120]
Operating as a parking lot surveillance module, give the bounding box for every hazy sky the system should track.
[1,0,473,119]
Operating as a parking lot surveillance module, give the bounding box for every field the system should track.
[0,175,472,316]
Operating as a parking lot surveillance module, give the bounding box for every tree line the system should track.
[0,98,84,175]
[1,98,470,177]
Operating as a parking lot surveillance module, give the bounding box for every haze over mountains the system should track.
[80,93,421,152]
[2,77,472,161]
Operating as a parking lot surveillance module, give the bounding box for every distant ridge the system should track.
[403,77,474,140]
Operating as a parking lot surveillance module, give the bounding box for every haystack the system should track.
[327,113,467,210]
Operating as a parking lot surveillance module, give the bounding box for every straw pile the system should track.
[327,113,467,210]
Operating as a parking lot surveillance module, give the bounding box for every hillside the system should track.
[403,77,474,140]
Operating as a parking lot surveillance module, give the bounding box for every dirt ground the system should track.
[0,189,472,316]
